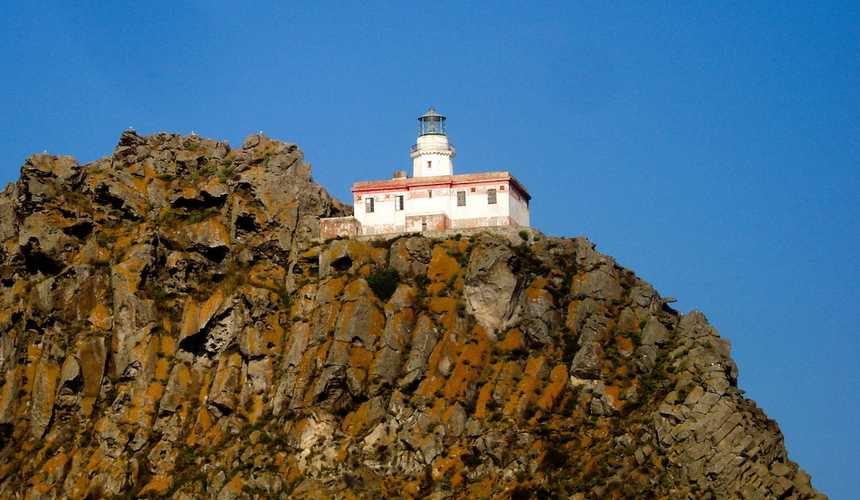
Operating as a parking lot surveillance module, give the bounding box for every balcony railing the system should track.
[411,143,455,153]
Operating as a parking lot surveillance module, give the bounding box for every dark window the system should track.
[427,161,432,169]
[457,191,466,206]
[487,189,497,205]
[366,198,375,213]
[395,195,404,211]
[428,190,432,198]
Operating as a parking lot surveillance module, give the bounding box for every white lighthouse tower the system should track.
[410,107,456,177]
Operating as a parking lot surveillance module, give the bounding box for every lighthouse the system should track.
[410,107,456,177]
[319,107,531,238]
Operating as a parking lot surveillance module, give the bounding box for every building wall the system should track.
[412,152,453,177]
[448,181,511,227]
[319,216,360,239]
[353,177,530,236]
[449,216,515,229]
[411,134,453,177]
[354,189,408,233]
[404,186,453,217]
[509,187,530,227]
[405,213,448,232]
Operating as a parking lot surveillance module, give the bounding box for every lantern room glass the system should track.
[418,110,447,136]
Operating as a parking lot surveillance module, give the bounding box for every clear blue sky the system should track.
[1,1,857,496]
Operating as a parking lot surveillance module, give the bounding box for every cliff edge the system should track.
[0,131,823,498]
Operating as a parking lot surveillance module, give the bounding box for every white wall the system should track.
[448,182,509,226]
[355,179,530,235]
[411,134,454,177]
[509,188,530,227]
[413,153,453,177]
[354,190,408,233]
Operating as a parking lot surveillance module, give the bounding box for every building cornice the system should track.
[352,171,530,201]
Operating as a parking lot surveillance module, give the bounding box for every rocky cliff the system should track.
[0,131,822,498]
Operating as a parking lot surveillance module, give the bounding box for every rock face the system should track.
[0,131,823,499]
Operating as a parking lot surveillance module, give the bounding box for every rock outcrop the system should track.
[0,131,822,498]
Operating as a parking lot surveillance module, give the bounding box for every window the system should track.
[487,189,497,204]
[499,185,505,191]
[470,187,476,192]
[395,195,404,211]
[427,161,432,169]
[365,198,375,213]
[457,191,466,206]
[428,190,433,198]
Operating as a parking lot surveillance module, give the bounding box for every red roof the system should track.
[352,171,530,200]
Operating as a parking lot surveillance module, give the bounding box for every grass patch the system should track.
[186,207,220,224]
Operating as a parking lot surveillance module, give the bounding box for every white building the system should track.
[320,108,531,238]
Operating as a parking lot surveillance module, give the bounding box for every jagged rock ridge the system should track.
[0,131,822,498]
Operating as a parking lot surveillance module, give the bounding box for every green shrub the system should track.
[151,287,169,303]
[518,230,529,241]
[367,268,400,301]
[186,207,220,224]
[457,250,470,268]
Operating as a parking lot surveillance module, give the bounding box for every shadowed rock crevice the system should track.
[196,244,229,263]
[331,255,352,272]
[170,191,227,211]
[93,183,141,220]
[21,239,63,275]
[234,213,259,233]
[61,220,94,239]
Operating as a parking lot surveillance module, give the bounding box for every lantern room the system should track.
[418,107,447,136]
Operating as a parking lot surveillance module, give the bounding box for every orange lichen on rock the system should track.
[180,288,226,339]
[616,335,635,356]
[248,262,286,291]
[432,444,467,487]
[429,296,459,331]
[427,245,461,284]
[223,474,245,496]
[498,329,525,353]
[442,333,490,401]
[32,451,68,494]
[139,474,172,497]
[159,335,176,357]
[87,303,112,330]
[537,363,569,412]
[603,385,624,411]
[474,365,502,419]
[316,276,346,303]
[503,355,548,418]
[30,354,59,438]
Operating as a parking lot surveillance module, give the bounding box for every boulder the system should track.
[464,236,518,334]
[388,236,431,278]
[570,341,603,380]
